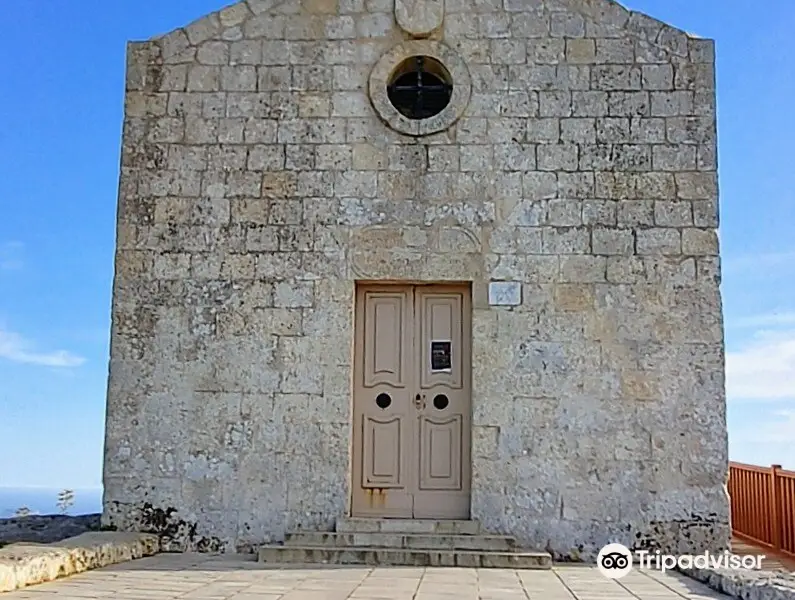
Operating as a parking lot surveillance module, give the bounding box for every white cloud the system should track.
[726,328,795,401]
[0,327,86,368]
[0,241,24,271]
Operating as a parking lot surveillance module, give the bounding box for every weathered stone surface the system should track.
[0,532,159,592]
[258,544,552,568]
[395,0,443,37]
[0,515,101,546]
[679,561,795,599]
[105,0,727,563]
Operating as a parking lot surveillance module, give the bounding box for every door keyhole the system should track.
[414,394,425,410]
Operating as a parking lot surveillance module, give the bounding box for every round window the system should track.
[369,41,471,137]
[387,56,453,120]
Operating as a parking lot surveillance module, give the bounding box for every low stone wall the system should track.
[0,531,159,592]
[0,514,101,546]
[680,563,795,599]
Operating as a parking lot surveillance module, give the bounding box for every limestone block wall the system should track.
[103,0,729,558]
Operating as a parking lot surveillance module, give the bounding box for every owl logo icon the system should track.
[597,543,633,579]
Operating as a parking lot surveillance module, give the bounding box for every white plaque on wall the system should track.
[488,281,521,306]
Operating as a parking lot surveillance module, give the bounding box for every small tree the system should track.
[57,489,75,514]
[14,506,31,517]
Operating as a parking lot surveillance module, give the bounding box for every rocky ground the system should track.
[680,562,795,598]
[0,514,101,547]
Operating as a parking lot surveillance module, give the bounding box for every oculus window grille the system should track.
[387,56,453,120]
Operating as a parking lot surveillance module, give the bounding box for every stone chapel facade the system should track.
[103,0,729,558]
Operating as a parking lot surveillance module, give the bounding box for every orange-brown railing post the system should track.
[771,464,782,552]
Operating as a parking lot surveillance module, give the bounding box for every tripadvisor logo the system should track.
[597,544,633,579]
[597,543,765,579]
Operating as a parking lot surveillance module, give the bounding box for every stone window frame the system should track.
[369,40,472,137]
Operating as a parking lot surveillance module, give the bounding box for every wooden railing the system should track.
[729,461,795,557]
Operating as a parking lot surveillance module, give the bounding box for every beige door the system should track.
[351,283,472,519]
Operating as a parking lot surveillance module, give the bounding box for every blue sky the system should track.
[1,0,794,489]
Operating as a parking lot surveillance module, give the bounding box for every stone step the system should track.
[285,532,517,551]
[258,545,552,569]
[335,518,481,535]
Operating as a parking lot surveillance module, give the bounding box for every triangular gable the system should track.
[142,0,712,69]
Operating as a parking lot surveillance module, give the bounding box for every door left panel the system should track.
[351,286,414,517]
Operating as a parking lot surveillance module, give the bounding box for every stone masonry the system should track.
[103,0,729,559]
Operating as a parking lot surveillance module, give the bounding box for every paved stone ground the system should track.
[2,553,730,599]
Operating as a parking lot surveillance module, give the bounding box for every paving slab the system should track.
[0,553,738,599]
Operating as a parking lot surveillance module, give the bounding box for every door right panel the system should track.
[412,285,471,518]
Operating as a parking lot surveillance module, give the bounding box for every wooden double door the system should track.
[351,283,472,518]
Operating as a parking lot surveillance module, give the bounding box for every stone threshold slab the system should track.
[0,531,160,593]
[259,544,552,568]
[679,562,795,599]
[286,531,518,551]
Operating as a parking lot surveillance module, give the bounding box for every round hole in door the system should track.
[433,394,449,410]
[376,393,392,409]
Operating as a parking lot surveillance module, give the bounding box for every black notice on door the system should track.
[430,341,452,371]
